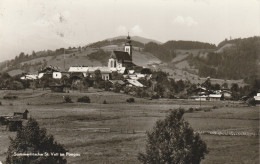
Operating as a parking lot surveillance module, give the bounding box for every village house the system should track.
[69,66,111,80]
[20,74,38,80]
[254,93,260,104]
[208,94,222,101]
[38,66,63,79]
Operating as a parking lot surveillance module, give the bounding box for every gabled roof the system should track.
[209,94,222,98]
[127,79,145,87]
[69,67,111,74]
[69,67,89,72]
[109,80,125,85]
[39,66,60,73]
[20,74,38,80]
[111,51,131,61]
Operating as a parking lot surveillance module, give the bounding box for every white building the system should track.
[69,66,111,80]
[20,74,38,80]
[38,66,62,79]
[254,93,260,104]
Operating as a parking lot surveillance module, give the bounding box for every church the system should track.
[68,34,150,81]
[108,34,136,73]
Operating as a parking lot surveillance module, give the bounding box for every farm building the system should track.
[215,90,232,99]
[192,95,208,101]
[209,94,222,101]
[69,66,111,80]
[38,66,63,79]
[254,93,260,104]
[127,79,145,88]
[20,74,38,80]
[109,80,125,85]
[6,118,23,131]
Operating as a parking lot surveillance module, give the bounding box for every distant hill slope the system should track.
[188,36,260,82]
[106,36,162,44]
[163,40,216,50]
[215,43,234,53]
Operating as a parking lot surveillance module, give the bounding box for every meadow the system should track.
[0,88,259,164]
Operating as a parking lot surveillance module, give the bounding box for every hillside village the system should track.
[0,35,259,104]
[21,35,151,88]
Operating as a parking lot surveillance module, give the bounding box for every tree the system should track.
[212,83,220,90]
[221,82,228,89]
[138,108,208,164]
[231,83,239,92]
[93,70,103,88]
[111,71,124,80]
[32,51,36,57]
[201,79,211,90]
[6,118,67,164]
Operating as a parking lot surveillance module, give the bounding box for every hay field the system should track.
[0,89,259,163]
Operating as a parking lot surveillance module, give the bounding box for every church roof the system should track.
[111,51,131,61]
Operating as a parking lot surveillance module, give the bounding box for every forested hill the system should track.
[163,40,216,50]
[143,40,216,62]
[189,36,260,83]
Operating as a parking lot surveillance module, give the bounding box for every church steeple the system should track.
[124,33,132,61]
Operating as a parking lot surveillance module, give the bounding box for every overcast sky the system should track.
[0,0,259,62]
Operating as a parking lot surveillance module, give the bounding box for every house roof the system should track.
[88,67,111,74]
[127,79,145,87]
[69,67,111,74]
[69,67,89,72]
[111,51,131,61]
[21,74,38,80]
[209,94,222,98]
[39,66,60,73]
[141,68,152,74]
[109,80,125,85]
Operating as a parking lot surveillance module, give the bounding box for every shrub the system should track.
[246,98,256,106]
[138,108,208,164]
[103,100,107,104]
[0,101,2,105]
[63,95,73,103]
[77,96,91,103]
[187,107,194,113]
[9,103,13,106]
[3,95,18,99]
[6,118,67,164]
[126,98,135,103]
[151,94,159,99]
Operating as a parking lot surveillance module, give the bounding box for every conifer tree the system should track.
[6,118,67,164]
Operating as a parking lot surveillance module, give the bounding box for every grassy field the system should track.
[0,88,259,164]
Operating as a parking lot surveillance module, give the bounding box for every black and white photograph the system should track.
[0,0,259,163]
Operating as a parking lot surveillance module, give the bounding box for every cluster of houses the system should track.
[21,35,152,88]
[191,86,232,101]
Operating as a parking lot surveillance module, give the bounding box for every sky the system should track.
[0,0,259,62]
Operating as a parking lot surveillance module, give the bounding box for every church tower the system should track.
[124,33,132,61]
